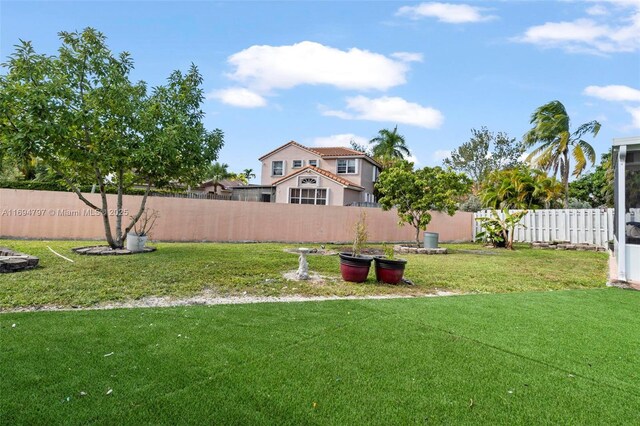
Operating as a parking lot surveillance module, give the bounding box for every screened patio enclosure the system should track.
[613,136,640,284]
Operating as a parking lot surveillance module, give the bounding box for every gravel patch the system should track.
[1,289,460,314]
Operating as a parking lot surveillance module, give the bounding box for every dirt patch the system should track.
[1,289,461,313]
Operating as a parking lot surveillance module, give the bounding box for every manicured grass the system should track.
[0,239,607,308]
[1,289,639,424]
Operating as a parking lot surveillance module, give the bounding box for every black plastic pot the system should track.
[339,253,373,283]
[374,257,407,284]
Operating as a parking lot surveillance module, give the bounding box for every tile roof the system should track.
[258,140,381,168]
[308,147,365,157]
[271,166,364,190]
[258,141,318,161]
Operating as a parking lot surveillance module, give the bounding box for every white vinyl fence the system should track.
[473,209,619,247]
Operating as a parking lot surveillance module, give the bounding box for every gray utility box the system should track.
[424,232,439,248]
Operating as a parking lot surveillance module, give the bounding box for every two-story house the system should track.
[258,141,382,206]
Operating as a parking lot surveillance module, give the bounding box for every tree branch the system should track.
[51,166,101,211]
[124,179,152,236]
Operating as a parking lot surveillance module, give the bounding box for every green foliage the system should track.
[0,180,70,192]
[569,153,613,208]
[349,139,371,155]
[369,126,411,168]
[376,162,472,246]
[444,127,524,192]
[475,208,528,250]
[0,180,190,195]
[242,168,256,180]
[480,166,564,209]
[458,194,483,212]
[0,28,223,248]
[352,210,368,256]
[524,100,600,207]
[382,243,395,259]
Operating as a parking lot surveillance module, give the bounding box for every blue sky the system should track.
[2,1,639,182]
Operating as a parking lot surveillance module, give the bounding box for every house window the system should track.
[309,160,318,167]
[299,176,318,186]
[292,160,303,169]
[337,159,357,174]
[290,188,327,205]
[372,167,379,182]
[272,161,284,176]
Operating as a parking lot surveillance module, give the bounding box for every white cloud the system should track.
[432,149,451,162]
[207,87,267,108]
[584,85,640,102]
[396,2,496,24]
[406,151,421,165]
[586,5,609,16]
[311,134,369,148]
[626,106,640,128]
[391,52,424,62]
[322,96,444,129]
[514,2,640,54]
[226,41,409,92]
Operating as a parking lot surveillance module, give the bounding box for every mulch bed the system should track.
[72,246,157,256]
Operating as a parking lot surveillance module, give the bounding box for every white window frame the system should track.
[308,159,318,167]
[289,187,328,205]
[337,158,357,174]
[292,159,303,169]
[271,160,285,177]
[372,166,379,182]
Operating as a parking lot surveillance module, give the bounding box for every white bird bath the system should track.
[296,248,310,280]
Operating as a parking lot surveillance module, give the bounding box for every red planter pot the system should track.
[374,257,407,285]
[339,253,373,283]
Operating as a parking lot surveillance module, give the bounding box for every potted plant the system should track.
[126,209,159,253]
[339,211,373,283]
[374,244,407,285]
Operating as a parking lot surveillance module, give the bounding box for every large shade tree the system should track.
[376,161,471,246]
[523,100,600,208]
[443,127,523,193]
[0,28,224,248]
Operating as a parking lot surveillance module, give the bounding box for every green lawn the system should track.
[0,240,607,309]
[2,289,639,424]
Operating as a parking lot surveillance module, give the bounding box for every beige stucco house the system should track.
[258,141,382,206]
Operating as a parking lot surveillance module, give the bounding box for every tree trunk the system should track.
[415,227,421,248]
[124,181,152,237]
[562,150,570,208]
[114,167,124,248]
[94,167,117,248]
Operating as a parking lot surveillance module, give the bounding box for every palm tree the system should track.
[523,100,600,208]
[480,166,563,210]
[369,126,411,168]
[205,162,231,193]
[242,168,256,180]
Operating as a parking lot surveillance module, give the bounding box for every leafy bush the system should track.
[0,180,187,196]
[475,209,528,250]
